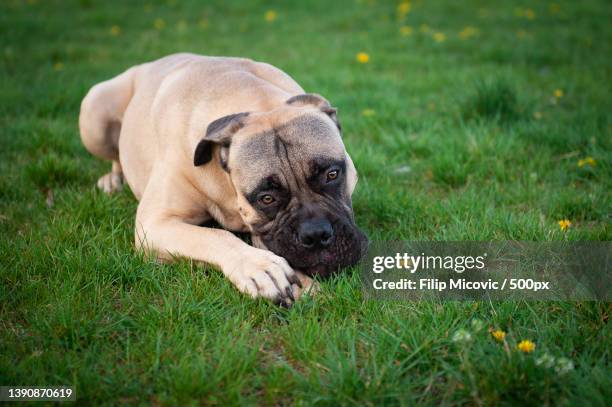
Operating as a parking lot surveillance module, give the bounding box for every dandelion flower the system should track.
[525,8,536,19]
[578,157,595,167]
[555,357,574,375]
[53,62,64,71]
[491,330,506,342]
[399,255,413,266]
[399,26,413,36]
[452,329,472,344]
[553,89,564,98]
[154,18,166,30]
[356,52,370,64]
[199,18,209,29]
[265,10,277,23]
[433,32,446,42]
[459,26,478,39]
[397,1,411,18]
[361,108,376,117]
[110,25,121,36]
[549,3,560,14]
[558,219,571,231]
[517,340,536,353]
[516,29,528,38]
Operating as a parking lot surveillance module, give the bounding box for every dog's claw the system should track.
[276,296,292,309]
[286,286,295,301]
[290,274,303,288]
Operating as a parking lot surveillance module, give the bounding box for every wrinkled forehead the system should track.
[231,114,345,191]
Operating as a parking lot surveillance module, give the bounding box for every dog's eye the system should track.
[326,169,339,182]
[259,194,275,205]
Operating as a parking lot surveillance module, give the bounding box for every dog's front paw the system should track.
[226,249,302,307]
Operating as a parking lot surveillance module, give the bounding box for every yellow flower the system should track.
[154,18,166,30]
[533,111,542,120]
[578,157,596,167]
[558,219,571,231]
[399,26,413,36]
[419,24,430,33]
[492,330,506,342]
[433,32,446,42]
[397,1,411,18]
[265,10,277,23]
[516,8,535,19]
[356,52,370,64]
[459,26,478,39]
[53,62,64,71]
[198,18,209,29]
[549,3,560,14]
[553,89,564,98]
[110,25,121,36]
[517,340,536,353]
[362,108,376,117]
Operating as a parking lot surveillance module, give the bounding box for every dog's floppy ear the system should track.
[286,93,341,131]
[194,112,250,167]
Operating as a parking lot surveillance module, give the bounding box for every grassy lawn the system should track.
[1,0,610,404]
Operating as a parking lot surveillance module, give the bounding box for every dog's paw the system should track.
[226,249,302,307]
[96,171,123,194]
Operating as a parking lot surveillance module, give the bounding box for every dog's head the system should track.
[194,93,368,278]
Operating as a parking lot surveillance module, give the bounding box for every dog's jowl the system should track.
[79,53,367,306]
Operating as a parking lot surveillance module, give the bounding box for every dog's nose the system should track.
[298,218,333,248]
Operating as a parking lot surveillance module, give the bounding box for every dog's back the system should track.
[79,53,303,198]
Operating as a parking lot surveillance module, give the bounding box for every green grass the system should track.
[1,0,611,405]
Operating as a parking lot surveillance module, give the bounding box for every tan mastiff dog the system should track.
[79,53,367,306]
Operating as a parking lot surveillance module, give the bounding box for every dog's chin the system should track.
[297,263,339,279]
[258,224,369,279]
[286,244,365,279]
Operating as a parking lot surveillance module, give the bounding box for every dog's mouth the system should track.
[253,208,369,279]
[275,230,369,279]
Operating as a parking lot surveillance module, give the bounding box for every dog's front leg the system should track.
[251,234,320,297]
[135,216,301,306]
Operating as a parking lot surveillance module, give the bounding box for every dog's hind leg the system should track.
[79,67,136,194]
